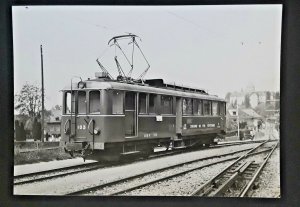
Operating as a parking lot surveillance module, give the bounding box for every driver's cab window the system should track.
[89,90,100,114]
[78,91,87,114]
[65,91,75,114]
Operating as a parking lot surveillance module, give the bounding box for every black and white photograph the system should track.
[12,5,281,197]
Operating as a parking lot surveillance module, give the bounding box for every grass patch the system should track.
[14,148,77,165]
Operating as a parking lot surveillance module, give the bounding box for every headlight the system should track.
[93,128,100,135]
[77,81,86,89]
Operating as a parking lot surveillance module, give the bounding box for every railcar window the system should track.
[198,100,203,115]
[192,99,198,115]
[183,98,192,115]
[212,102,218,115]
[65,92,75,114]
[112,91,123,114]
[139,93,147,114]
[89,91,100,114]
[193,99,203,115]
[125,92,135,110]
[220,102,226,115]
[203,100,212,116]
[149,94,156,114]
[161,95,173,114]
[78,91,86,114]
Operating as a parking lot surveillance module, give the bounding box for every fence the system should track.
[14,141,62,154]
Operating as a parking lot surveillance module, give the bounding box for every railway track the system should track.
[144,139,271,161]
[14,162,105,185]
[190,140,279,197]
[210,139,268,148]
[14,139,272,187]
[65,140,275,195]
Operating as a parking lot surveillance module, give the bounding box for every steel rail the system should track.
[189,140,271,196]
[14,163,106,185]
[14,161,100,180]
[66,144,266,195]
[239,141,279,197]
[208,161,254,197]
[148,139,266,160]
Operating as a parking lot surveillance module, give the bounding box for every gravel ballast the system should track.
[121,161,235,196]
[120,144,277,196]
[89,153,245,195]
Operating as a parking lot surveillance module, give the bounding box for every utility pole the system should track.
[237,104,240,139]
[266,98,280,139]
[40,45,45,142]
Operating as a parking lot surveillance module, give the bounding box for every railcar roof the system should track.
[62,79,225,102]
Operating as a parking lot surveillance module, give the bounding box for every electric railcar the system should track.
[61,73,226,161]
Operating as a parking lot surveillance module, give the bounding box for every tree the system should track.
[32,117,41,141]
[53,105,62,111]
[15,120,26,141]
[15,83,42,118]
[239,121,247,129]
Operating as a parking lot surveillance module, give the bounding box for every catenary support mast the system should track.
[40,44,45,142]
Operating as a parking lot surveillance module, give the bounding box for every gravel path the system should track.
[14,143,259,195]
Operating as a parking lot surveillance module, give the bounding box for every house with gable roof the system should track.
[46,108,62,139]
[227,107,262,131]
[238,108,262,131]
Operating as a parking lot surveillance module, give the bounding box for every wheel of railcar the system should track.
[202,143,210,148]
[140,151,150,159]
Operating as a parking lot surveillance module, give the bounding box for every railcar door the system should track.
[64,90,88,140]
[65,91,76,138]
[176,97,183,134]
[75,90,88,140]
[125,92,137,137]
[220,102,226,129]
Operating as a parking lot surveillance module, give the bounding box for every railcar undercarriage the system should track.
[64,133,223,162]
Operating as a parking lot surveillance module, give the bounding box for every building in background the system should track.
[227,107,262,137]
[238,108,262,131]
[229,91,245,106]
[228,89,277,109]
[46,108,62,141]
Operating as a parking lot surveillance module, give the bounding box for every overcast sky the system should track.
[12,5,282,109]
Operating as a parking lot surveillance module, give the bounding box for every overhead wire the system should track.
[166,11,240,44]
[54,14,149,80]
